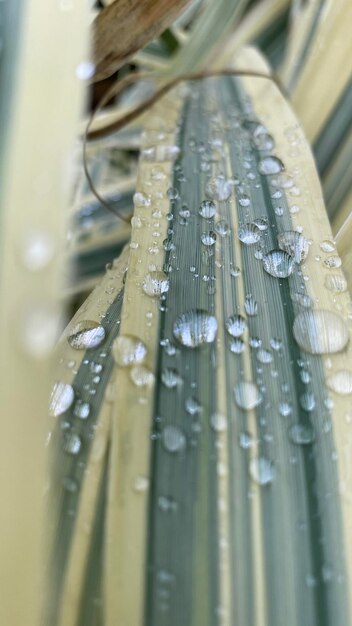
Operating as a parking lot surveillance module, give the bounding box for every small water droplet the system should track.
[252,127,275,151]
[206,176,232,201]
[300,391,316,412]
[256,348,273,364]
[74,400,90,419]
[225,314,247,338]
[270,337,282,351]
[133,476,150,492]
[133,191,151,208]
[324,256,342,269]
[63,432,81,455]
[279,401,292,416]
[158,495,178,512]
[142,272,169,297]
[230,265,241,277]
[167,187,179,200]
[229,338,245,354]
[324,274,347,293]
[249,456,275,485]
[215,219,230,237]
[277,231,309,263]
[239,431,254,449]
[112,335,147,366]
[162,426,186,453]
[293,310,349,354]
[258,156,284,175]
[289,423,315,445]
[161,367,182,389]
[201,231,217,246]
[234,381,262,410]
[263,250,295,278]
[22,231,54,271]
[130,365,155,387]
[244,294,258,316]
[67,321,105,350]
[253,217,268,231]
[327,370,352,395]
[199,200,216,219]
[210,413,227,432]
[238,223,261,245]
[173,309,218,348]
[185,396,202,415]
[238,193,250,207]
[320,239,335,253]
[49,382,74,417]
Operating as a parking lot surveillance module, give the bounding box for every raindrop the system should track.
[130,365,155,387]
[263,250,295,278]
[293,310,349,354]
[161,367,182,389]
[185,397,202,415]
[201,231,217,246]
[249,456,275,485]
[158,495,178,512]
[133,476,150,492]
[74,400,90,419]
[277,231,309,263]
[215,219,230,237]
[206,175,232,201]
[230,265,241,277]
[324,274,347,293]
[253,217,268,231]
[67,321,105,350]
[63,432,82,456]
[258,156,284,176]
[244,294,258,316]
[289,423,315,445]
[142,272,169,297]
[133,191,151,208]
[238,223,261,245]
[324,256,342,269]
[279,401,292,417]
[112,335,147,366]
[22,231,54,271]
[300,391,316,412]
[210,413,227,432]
[238,193,250,207]
[234,381,262,410]
[327,370,352,395]
[229,338,245,354]
[167,187,179,200]
[173,309,218,348]
[239,431,254,449]
[49,382,74,417]
[199,200,216,219]
[320,239,335,253]
[249,336,262,348]
[256,348,273,364]
[270,337,282,351]
[252,127,275,151]
[225,314,247,338]
[162,426,186,453]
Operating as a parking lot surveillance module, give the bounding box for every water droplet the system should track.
[173,309,218,348]
[185,396,202,415]
[63,432,82,455]
[67,321,105,350]
[162,426,186,453]
[229,338,245,354]
[234,381,262,410]
[256,348,273,364]
[252,126,275,151]
[133,191,151,208]
[201,231,217,246]
[49,382,74,417]
[279,401,292,417]
[199,200,216,219]
[142,272,169,297]
[238,193,250,207]
[130,365,155,387]
[253,217,268,231]
[206,176,232,201]
[112,335,147,366]
[249,456,275,485]
[161,367,182,389]
[215,219,230,237]
[320,239,335,253]
[225,314,247,338]
[63,477,77,493]
[158,495,178,512]
[263,250,295,278]
[22,231,54,271]
[133,476,150,492]
[324,274,347,293]
[277,231,309,263]
[230,265,241,277]
[210,412,227,432]
[244,294,258,316]
[324,256,342,269]
[327,370,352,395]
[167,187,179,200]
[238,223,260,245]
[239,431,254,449]
[258,156,284,176]
[74,400,90,419]
[293,310,349,354]
[289,423,315,445]
[300,391,316,412]
[270,337,282,351]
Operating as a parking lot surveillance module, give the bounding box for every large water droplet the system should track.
[199,200,216,219]
[49,382,74,417]
[206,176,232,201]
[324,274,347,293]
[258,156,284,175]
[112,335,147,366]
[162,426,186,453]
[142,272,169,297]
[289,423,315,445]
[238,223,260,245]
[249,457,275,485]
[173,309,218,348]
[293,310,349,354]
[263,250,295,278]
[225,314,247,338]
[277,231,309,263]
[327,370,352,395]
[67,321,105,350]
[234,381,262,410]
